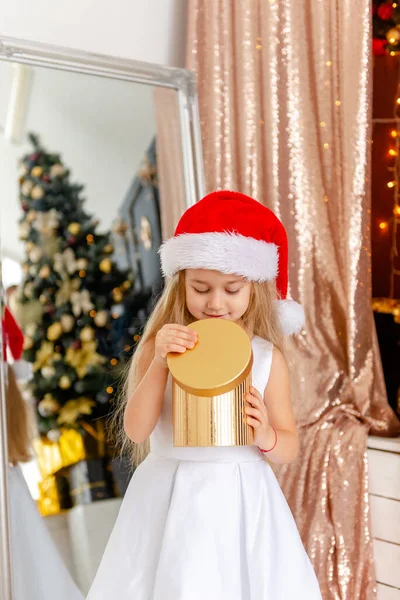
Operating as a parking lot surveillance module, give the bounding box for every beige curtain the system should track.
[187,1,400,598]
[153,88,187,240]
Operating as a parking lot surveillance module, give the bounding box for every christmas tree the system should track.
[17,134,138,442]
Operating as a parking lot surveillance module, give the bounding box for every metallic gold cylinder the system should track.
[167,319,253,447]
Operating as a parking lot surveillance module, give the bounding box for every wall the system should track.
[0,0,187,67]
[0,61,156,260]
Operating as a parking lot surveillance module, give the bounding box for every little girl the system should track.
[87,190,322,599]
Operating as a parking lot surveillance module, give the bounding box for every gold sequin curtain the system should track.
[187,1,400,598]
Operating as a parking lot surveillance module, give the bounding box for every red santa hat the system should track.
[159,190,305,336]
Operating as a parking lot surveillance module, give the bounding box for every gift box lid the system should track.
[167,318,253,397]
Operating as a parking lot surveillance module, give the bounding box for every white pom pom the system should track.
[274,299,305,336]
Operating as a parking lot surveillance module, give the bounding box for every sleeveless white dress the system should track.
[8,465,84,600]
[87,336,322,599]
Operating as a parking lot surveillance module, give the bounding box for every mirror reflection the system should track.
[0,59,187,597]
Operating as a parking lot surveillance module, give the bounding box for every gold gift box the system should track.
[168,319,253,447]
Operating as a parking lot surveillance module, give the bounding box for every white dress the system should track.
[87,336,322,600]
[8,465,84,600]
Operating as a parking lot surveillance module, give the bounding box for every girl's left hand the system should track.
[244,386,274,450]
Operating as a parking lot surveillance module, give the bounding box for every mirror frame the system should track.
[0,35,205,600]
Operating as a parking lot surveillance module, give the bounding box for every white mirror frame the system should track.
[0,35,205,600]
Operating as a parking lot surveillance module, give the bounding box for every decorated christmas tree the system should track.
[17,134,138,442]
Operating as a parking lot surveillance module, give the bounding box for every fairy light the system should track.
[387,181,396,188]
[389,149,398,156]
[385,79,400,298]
[110,358,118,366]
[379,221,389,231]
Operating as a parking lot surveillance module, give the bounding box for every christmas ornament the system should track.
[54,248,78,275]
[55,278,81,307]
[99,258,112,274]
[80,326,95,342]
[39,265,51,279]
[57,397,95,425]
[25,323,37,337]
[18,222,30,240]
[68,222,81,236]
[122,280,132,291]
[47,322,63,341]
[59,375,72,390]
[112,288,123,303]
[28,246,43,263]
[31,185,45,200]
[60,313,75,333]
[29,265,38,276]
[94,310,108,327]
[378,2,394,20]
[21,180,33,196]
[386,27,400,43]
[33,341,62,372]
[19,163,29,177]
[24,283,34,299]
[47,429,62,443]
[23,336,34,350]
[76,258,88,270]
[41,365,56,379]
[26,210,37,224]
[70,289,94,317]
[33,209,60,236]
[160,190,304,336]
[50,163,66,178]
[65,341,106,378]
[22,263,30,274]
[31,166,44,178]
[38,394,60,417]
[103,244,114,254]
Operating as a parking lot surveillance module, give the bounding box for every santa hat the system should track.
[159,190,305,336]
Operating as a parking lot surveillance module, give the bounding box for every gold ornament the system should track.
[50,163,66,178]
[387,27,400,44]
[57,397,95,426]
[29,246,43,263]
[80,326,95,342]
[68,222,81,236]
[55,277,81,307]
[103,244,114,254]
[39,265,51,278]
[39,294,48,304]
[60,313,75,332]
[23,336,34,350]
[65,341,106,378]
[122,280,132,291]
[94,310,108,327]
[29,265,38,276]
[22,263,29,274]
[38,394,59,417]
[25,240,34,252]
[70,289,94,317]
[31,185,45,200]
[41,365,56,379]
[31,166,43,178]
[59,375,72,390]
[112,288,123,303]
[24,283,34,299]
[76,258,88,270]
[47,322,63,341]
[33,341,62,372]
[21,180,33,196]
[99,258,112,274]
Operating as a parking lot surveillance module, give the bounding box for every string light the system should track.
[389,149,398,156]
[110,358,118,366]
[89,310,96,318]
[379,221,389,231]
[106,386,114,394]
[387,181,396,188]
[391,129,397,138]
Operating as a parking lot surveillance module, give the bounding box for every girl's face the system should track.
[185,269,252,323]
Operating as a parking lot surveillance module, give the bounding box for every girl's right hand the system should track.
[154,324,198,367]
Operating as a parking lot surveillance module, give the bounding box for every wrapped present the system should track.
[33,420,107,479]
[37,474,72,516]
[68,458,115,506]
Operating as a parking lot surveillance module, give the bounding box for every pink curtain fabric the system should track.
[187,1,400,597]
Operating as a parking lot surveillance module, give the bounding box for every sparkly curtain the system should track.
[187,1,400,598]
[153,88,187,240]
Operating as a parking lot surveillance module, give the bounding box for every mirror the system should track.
[0,36,205,599]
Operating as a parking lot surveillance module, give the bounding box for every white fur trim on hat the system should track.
[274,299,305,336]
[159,232,278,282]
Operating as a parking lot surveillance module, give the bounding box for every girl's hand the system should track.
[154,324,198,367]
[244,386,275,450]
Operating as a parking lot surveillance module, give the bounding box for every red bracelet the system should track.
[258,426,277,453]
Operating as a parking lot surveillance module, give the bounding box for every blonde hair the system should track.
[6,366,33,464]
[111,271,285,466]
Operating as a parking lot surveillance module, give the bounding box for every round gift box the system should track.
[167,318,253,447]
